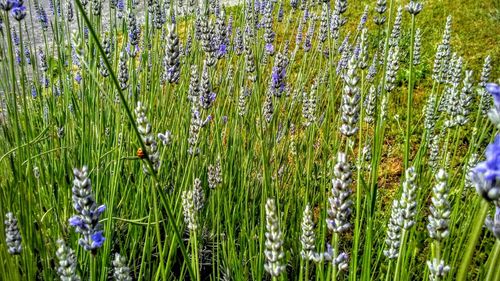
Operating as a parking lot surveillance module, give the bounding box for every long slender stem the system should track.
[404,15,416,170]
[4,13,22,147]
[457,200,488,281]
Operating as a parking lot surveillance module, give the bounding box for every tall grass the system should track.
[0,0,499,280]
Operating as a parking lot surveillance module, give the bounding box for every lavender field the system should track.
[1,0,500,280]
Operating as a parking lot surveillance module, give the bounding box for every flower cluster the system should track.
[163,23,181,84]
[135,102,160,174]
[300,204,323,262]
[264,198,286,277]
[4,212,22,255]
[113,253,132,281]
[56,239,80,281]
[327,152,353,233]
[68,166,106,254]
[427,169,450,240]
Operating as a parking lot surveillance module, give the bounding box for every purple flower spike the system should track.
[31,84,37,98]
[75,73,82,84]
[265,43,274,54]
[474,136,500,181]
[486,83,500,106]
[472,135,500,203]
[218,44,227,57]
[0,0,15,11]
[11,4,26,21]
[69,166,106,254]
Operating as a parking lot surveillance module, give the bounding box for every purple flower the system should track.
[90,231,105,248]
[24,48,30,64]
[472,135,500,202]
[71,46,80,67]
[11,4,26,21]
[15,48,21,64]
[265,43,274,54]
[96,204,106,214]
[222,116,228,124]
[75,73,82,84]
[277,4,284,22]
[69,166,106,254]
[0,0,15,11]
[474,136,500,181]
[487,83,500,107]
[69,216,85,229]
[271,66,286,93]
[202,115,213,127]
[37,6,48,30]
[485,206,500,239]
[31,84,37,98]
[12,30,19,46]
[126,43,139,57]
[218,44,227,57]
[41,76,49,88]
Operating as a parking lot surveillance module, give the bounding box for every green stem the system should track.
[332,232,339,281]
[4,13,21,147]
[404,15,416,170]
[485,240,500,281]
[457,200,488,281]
[90,254,96,281]
[385,260,393,281]
[394,230,407,281]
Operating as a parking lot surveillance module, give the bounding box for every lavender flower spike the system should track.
[4,212,22,255]
[300,204,322,262]
[182,190,197,231]
[384,199,402,259]
[113,253,132,281]
[163,23,180,84]
[427,258,450,281]
[427,169,450,240]
[471,134,500,204]
[340,54,361,137]
[327,152,353,233]
[264,198,286,277]
[486,83,500,128]
[406,1,423,15]
[56,239,80,281]
[69,166,106,254]
[135,102,160,174]
[400,167,418,229]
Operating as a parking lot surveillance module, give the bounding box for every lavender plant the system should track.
[4,212,22,255]
[68,166,106,254]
